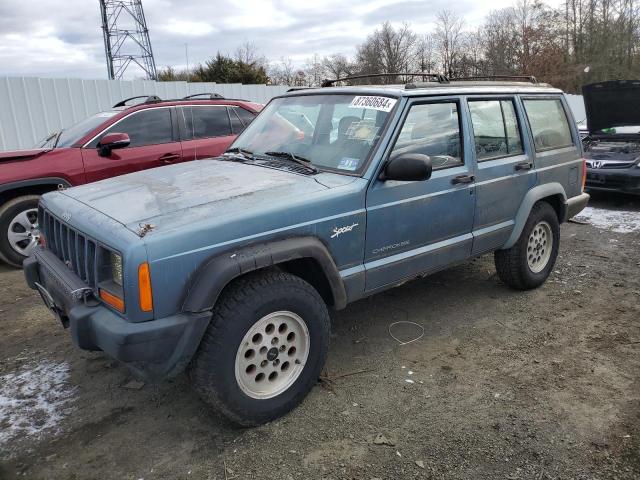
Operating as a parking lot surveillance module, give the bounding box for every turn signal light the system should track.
[99,289,125,312]
[138,262,153,312]
[581,158,587,191]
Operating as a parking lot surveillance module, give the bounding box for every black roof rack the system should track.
[321,72,449,87]
[182,92,225,100]
[450,75,538,84]
[113,95,162,108]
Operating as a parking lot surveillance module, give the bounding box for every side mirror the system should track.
[380,153,432,182]
[98,132,130,157]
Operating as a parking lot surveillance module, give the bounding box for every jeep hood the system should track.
[60,160,350,234]
[582,80,640,134]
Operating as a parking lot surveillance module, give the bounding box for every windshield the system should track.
[230,94,397,173]
[35,111,119,149]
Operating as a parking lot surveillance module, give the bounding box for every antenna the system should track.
[99,0,158,80]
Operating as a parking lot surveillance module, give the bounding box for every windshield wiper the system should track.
[52,130,63,149]
[264,151,318,173]
[224,147,254,159]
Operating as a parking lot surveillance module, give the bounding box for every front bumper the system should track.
[586,167,640,194]
[24,248,210,379]
[564,192,590,220]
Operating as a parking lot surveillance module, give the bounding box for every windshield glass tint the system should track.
[231,94,396,173]
[52,111,119,148]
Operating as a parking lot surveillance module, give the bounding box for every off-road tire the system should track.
[0,195,40,268]
[494,201,560,290]
[190,270,330,426]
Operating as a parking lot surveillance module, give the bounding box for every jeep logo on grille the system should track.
[61,212,72,222]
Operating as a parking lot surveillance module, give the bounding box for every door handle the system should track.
[451,174,475,185]
[515,161,533,171]
[160,153,180,164]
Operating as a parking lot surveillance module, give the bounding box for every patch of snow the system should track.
[0,361,76,449]
[574,207,640,233]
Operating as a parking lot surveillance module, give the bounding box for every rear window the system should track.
[523,98,574,151]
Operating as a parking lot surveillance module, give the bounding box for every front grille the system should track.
[39,208,100,289]
[586,160,637,169]
[600,161,636,169]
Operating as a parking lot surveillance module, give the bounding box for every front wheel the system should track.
[190,270,330,426]
[494,201,560,290]
[0,195,41,268]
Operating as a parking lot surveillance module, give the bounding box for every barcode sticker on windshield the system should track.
[349,96,397,112]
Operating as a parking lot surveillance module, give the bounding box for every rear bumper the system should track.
[24,249,209,379]
[586,167,640,194]
[564,192,590,220]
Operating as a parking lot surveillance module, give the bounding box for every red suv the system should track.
[0,94,262,267]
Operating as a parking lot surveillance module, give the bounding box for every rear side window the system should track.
[94,108,173,148]
[391,102,463,170]
[182,106,232,139]
[468,99,523,161]
[229,108,244,134]
[523,98,574,151]
[235,107,257,126]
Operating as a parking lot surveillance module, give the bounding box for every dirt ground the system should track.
[0,193,638,480]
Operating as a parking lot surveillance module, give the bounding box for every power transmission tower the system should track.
[99,0,158,80]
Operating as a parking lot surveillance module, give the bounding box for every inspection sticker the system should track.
[349,96,397,112]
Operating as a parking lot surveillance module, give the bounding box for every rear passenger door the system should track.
[179,105,237,160]
[364,98,476,291]
[467,97,536,254]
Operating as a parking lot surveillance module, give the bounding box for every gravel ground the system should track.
[0,192,638,480]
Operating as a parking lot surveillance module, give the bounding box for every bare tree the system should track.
[234,41,268,68]
[322,54,354,80]
[435,10,465,77]
[414,34,437,73]
[355,21,418,82]
[304,54,326,86]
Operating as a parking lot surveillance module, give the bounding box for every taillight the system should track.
[581,158,587,192]
[38,232,46,247]
[138,262,153,312]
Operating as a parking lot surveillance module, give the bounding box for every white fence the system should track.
[0,77,290,151]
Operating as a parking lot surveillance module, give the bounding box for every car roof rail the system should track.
[182,92,225,100]
[451,75,538,84]
[321,72,449,87]
[113,95,162,108]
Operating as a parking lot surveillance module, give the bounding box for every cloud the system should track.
[0,0,557,80]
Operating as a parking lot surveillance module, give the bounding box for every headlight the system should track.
[110,252,123,286]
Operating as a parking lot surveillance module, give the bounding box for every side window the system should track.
[96,108,173,148]
[182,106,231,139]
[235,107,257,126]
[229,108,245,134]
[523,98,574,151]
[390,102,463,170]
[468,99,523,161]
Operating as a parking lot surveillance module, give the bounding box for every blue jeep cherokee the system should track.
[24,76,590,425]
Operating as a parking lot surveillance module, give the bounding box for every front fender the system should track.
[182,236,347,313]
[502,183,567,249]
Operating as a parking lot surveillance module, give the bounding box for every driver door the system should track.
[81,107,182,183]
[364,98,476,291]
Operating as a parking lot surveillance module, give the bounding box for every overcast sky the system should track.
[0,0,561,80]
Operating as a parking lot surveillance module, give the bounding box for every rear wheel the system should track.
[190,270,330,426]
[0,195,40,268]
[494,201,560,290]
